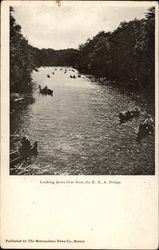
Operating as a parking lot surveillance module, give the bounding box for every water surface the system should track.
[10,66,155,175]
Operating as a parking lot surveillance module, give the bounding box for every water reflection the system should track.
[10,66,155,175]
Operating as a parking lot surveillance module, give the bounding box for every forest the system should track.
[34,48,78,67]
[10,7,155,100]
[10,7,37,92]
[75,7,155,98]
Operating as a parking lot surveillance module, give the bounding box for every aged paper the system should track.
[1,1,159,249]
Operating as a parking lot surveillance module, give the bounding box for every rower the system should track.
[19,137,31,156]
[143,114,154,126]
[136,115,154,141]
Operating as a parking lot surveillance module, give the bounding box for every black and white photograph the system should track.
[10,2,156,175]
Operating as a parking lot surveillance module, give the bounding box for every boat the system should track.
[119,107,140,123]
[10,141,38,166]
[39,85,53,96]
[136,116,154,141]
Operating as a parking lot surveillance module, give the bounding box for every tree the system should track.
[10,7,36,93]
[75,7,155,97]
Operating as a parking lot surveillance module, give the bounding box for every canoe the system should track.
[10,155,23,167]
[119,108,140,123]
[136,123,154,141]
[10,141,38,166]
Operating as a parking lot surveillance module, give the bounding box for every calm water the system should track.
[10,67,155,175]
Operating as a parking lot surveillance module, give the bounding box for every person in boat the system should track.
[119,106,140,122]
[43,85,48,91]
[142,115,154,133]
[119,110,131,121]
[143,114,154,125]
[19,137,31,157]
[41,85,48,94]
[136,115,154,141]
[132,106,140,116]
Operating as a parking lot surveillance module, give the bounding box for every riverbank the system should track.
[80,73,155,114]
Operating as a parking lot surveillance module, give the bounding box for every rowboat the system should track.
[119,107,140,123]
[39,85,53,96]
[10,141,38,167]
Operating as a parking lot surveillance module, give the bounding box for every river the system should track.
[10,66,155,175]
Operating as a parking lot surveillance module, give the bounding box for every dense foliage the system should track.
[34,48,78,67]
[10,7,37,93]
[75,7,155,97]
[10,6,155,100]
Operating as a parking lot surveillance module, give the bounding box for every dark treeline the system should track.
[10,7,37,93]
[75,7,155,98]
[10,6,155,100]
[34,48,78,67]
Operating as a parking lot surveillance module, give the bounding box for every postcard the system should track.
[1,1,158,249]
